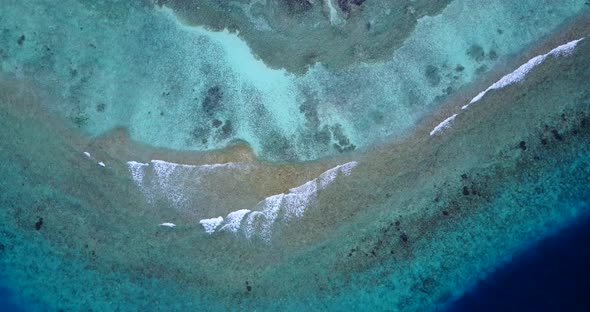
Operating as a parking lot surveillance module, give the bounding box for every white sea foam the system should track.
[199,217,224,234]
[159,222,176,228]
[463,38,584,109]
[199,161,359,241]
[219,209,251,233]
[430,114,458,136]
[127,161,149,187]
[318,161,357,189]
[282,180,318,221]
[127,159,252,208]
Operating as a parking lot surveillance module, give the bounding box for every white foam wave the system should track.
[199,217,224,234]
[219,209,251,233]
[430,114,458,136]
[199,161,359,242]
[463,38,584,109]
[126,159,252,207]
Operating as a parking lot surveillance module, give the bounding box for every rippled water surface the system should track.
[1,1,589,311]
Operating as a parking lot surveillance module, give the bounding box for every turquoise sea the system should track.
[1,0,590,311]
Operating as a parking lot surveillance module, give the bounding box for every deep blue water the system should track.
[0,282,24,312]
[447,209,590,312]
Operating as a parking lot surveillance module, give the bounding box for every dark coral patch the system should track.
[467,44,485,62]
[17,35,25,45]
[96,103,106,112]
[283,0,313,14]
[35,217,43,230]
[462,186,470,196]
[337,0,366,14]
[425,65,441,86]
[220,120,233,138]
[202,86,223,115]
[400,233,409,243]
[212,119,222,128]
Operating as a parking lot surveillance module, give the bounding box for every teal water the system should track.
[1,1,590,311]
[1,0,587,161]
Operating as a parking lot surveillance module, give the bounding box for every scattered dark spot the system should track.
[551,129,563,141]
[462,186,470,196]
[370,250,376,256]
[442,210,449,216]
[191,125,210,142]
[395,220,400,227]
[220,120,233,139]
[212,119,222,128]
[162,91,170,97]
[160,111,164,116]
[315,126,331,145]
[284,0,313,14]
[455,65,465,72]
[0,244,4,252]
[518,141,527,151]
[385,193,392,198]
[35,217,43,231]
[17,35,25,45]
[561,113,568,122]
[201,138,208,144]
[475,65,488,75]
[96,103,106,112]
[245,281,252,292]
[467,44,485,62]
[299,98,320,128]
[337,0,366,14]
[497,29,504,34]
[202,86,223,115]
[330,124,355,152]
[461,174,468,180]
[71,115,89,128]
[366,22,372,31]
[425,65,441,86]
[400,233,408,243]
[489,50,498,61]
[541,138,548,145]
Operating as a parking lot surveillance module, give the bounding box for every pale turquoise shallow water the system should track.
[1,1,590,311]
[0,0,586,161]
